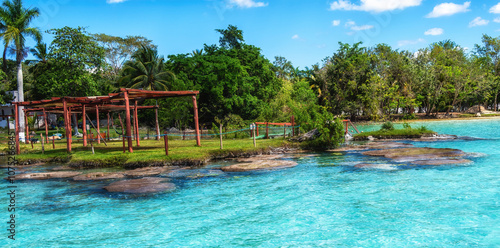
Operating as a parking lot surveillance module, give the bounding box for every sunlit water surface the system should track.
[1,118,499,247]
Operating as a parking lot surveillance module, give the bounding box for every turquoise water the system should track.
[1,119,499,247]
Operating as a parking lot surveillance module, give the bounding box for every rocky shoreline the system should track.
[3,135,478,194]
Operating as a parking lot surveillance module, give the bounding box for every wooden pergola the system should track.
[12,88,200,154]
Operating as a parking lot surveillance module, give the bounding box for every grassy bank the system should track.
[1,136,293,168]
[353,122,436,140]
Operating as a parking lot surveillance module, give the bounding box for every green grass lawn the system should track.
[1,131,290,167]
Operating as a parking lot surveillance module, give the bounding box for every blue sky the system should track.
[20,0,500,69]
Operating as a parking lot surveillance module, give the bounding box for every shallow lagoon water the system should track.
[1,119,499,247]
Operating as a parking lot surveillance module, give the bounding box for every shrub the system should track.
[381,121,394,131]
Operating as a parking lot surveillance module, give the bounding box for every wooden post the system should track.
[85,114,107,146]
[266,122,269,139]
[253,128,256,148]
[164,131,169,156]
[124,91,133,153]
[96,105,100,144]
[291,115,295,136]
[24,109,29,144]
[284,125,286,139]
[118,114,125,137]
[43,108,49,143]
[107,112,110,141]
[40,134,44,154]
[219,124,223,150]
[82,105,87,147]
[344,120,348,135]
[256,124,259,136]
[52,136,55,149]
[192,95,201,146]
[122,135,126,153]
[14,103,19,155]
[68,107,72,145]
[63,99,71,153]
[155,106,160,141]
[134,100,140,147]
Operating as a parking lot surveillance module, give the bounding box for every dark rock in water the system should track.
[103,177,176,194]
[73,172,125,181]
[51,166,74,171]
[221,155,298,172]
[290,129,320,142]
[124,167,170,177]
[362,147,468,165]
[7,171,82,180]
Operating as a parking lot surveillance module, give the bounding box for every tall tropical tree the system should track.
[119,46,174,91]
[0,0,40,140]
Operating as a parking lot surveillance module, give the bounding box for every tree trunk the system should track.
[72,113,80,135]
[17,61,25,142]
[2,45,7,73]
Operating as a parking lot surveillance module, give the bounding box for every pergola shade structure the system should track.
[13,88,200,154]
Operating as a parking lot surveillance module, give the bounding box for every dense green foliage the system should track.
[354,124,435,140]
[3,0,500,150]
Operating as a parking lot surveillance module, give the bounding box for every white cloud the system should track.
[332,20,341,26]
[469,17,489,27]
[494,17,500,23]
[330,0,422,13]
[107,0,127,3]
[398,38,425,47]
[228,0,268,8]
[292,34,300,40]
[490,3,500,13]
[344,20,374,31]
[426,2,470,18]
[424,28,444,36]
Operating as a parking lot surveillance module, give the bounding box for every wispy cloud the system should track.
[332,20,341,26]
[398,38,425,47]
[424,28,443,36]
[107,0,127,3]
[426,2,470,18]
[292,34,300,40]
[345,20,374,31]
[228,0,268,8]
[330,0,422,13]
[469,17,489,27]
[490,3,500,14]
[494,17,500,23]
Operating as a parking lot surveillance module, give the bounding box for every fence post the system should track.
[122,135,126,153]
[266,122,269,139]
[52,136,55,149]
[219,124,223,150]
[253,128,256,148]
[40,134,44,154]
[164,131,169,156]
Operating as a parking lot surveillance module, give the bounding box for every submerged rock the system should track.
[73,172,125,181]
[7,171,82,180]
[354,163,397,170]
[362,147,468,165]
[103,177,176,194]
[123,167,170,177]
[410,159,472,166]
[221,155,298,172]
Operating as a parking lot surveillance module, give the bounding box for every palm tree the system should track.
[119,46,175,91]
[0,0,41,141]
[29,40,47,63]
